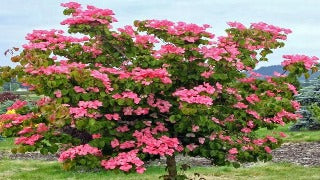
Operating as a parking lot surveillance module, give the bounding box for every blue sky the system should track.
[1,0,319,68]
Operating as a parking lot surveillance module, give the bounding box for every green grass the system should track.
[256,122,320,143]
[0,137,15,151]
[0,160,319,180]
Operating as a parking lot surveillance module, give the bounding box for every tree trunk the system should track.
[166,154,177,180]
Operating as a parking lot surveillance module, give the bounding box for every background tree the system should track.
[291,77,320,131]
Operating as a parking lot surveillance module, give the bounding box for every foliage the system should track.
[0,137,14,150]
[0,2,318,178]
[309,103,320,123]
[0,100,14,114]
[0,92,20,103]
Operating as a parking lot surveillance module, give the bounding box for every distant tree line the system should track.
[0,78,23,92]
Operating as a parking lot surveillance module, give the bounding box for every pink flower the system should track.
[173,83,216,106]
[119,164,133,172]
[7,100,28,110]
[118,25,135,36]
[286,83,298,95]
[123,107,134,115]
[74,86,86,93]
[54,90,62,98]
[264,146,272,153]
[105,113,120,121]
[241,127,252,134]
[101,150,144,173]
[58,144,102,162]
[209,133,216,140]
[92,133,101,139]
[112,91,141,104]
[18,127,33,135]
[133,129,181,156]
[227,21,246,30]
[37,123,49,133]
[153,44,185,58]
[246,109,261,119]
[247,121,254,128]
[116,125,130,133]
[251,22,292,36]
[279,132,287,137]
[136,166,146,174]
[228,148,238,155]
[186,144,198,151]
[127,67,172,85]
[266,90,275,97]
[90,70,113,92]
[119,141,135,149]
[134,107,149,115]
[198,137,205,144]
[291,100,300,111]
[282,54,318,70]
[201,70,214,78]
[61,2,81,9]
[37,97,51,106]
[15,134,43,145]
[78,100,102,109]
[233,102,248,109]
[111,139,120,148]
[69,107,87,118]
[246,94,260,104]
[266,136,277,143]
[147,94,172,113]
[211,117,220,124]
[192,125,199,132]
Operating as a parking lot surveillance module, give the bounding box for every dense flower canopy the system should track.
[0,1,318,176]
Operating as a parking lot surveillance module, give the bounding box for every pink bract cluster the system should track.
[133,124,183,156]
[112,91,141,104]
[23,29,89,50]
[7,100,28,110]
[61,2,117,28]
[101,150,145,173]
[25,61,87,75]
[147,94,172,113]
[15,134,43,145]
[58,144,102,162]
[173,83,216,105]
[282,54,319,70]
[145,20,213,38]
[69,100,103,119]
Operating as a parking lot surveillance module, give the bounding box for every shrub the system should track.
[0,2,318,179]
[0,92,20,103]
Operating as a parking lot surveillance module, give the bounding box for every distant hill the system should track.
[254,65,285,76]
[254,65,320,85]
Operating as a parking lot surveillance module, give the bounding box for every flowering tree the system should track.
[0,2,319,179]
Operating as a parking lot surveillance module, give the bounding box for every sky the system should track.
[0,0,320,68]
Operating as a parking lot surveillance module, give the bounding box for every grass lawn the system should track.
[256,122,320,143]
[0,160,319,180]
[0,137,15,151]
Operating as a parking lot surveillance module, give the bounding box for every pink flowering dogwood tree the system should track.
[0,2,319,179]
